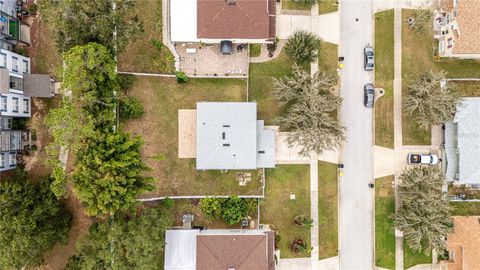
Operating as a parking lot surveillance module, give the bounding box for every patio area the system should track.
[176,43,249,77]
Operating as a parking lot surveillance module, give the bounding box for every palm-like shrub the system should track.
[285,30,320,64]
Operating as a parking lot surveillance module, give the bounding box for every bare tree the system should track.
[273,65,344,157]
[395,166,452,255]
[404,70,461,129]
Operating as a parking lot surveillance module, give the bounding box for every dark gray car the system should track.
[364,83,375,107]
[364,46,374,71]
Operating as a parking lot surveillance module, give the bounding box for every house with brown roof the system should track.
[170,0,276,44]
[433,0,480,59]
[441,216,480,270]
[164,229,276,270]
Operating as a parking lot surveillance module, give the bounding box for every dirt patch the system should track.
[378,189,390,198]
[26,8,62,77]
[36,184,93,270]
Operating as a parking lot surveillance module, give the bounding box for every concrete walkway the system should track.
[393,6,404,270]
[276,12,339,44]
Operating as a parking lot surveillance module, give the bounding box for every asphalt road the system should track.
[338,0,375,269]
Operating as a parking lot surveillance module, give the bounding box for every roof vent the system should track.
[226,0,236,5]
[223,144,230,147]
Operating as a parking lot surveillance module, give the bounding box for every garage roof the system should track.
[170,0,199,42]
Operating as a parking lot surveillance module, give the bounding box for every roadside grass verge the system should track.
[318,162,338,259]
[318,41,338,74]
[375,176,395,269]
[402,9,480,145]
[123,77,263,197]
[118,0,175,73]
[319,0,338,14]
[374,9,395,149]
[261,165,311,258]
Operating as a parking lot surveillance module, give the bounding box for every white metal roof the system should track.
[170,0,199,42]
[164,230,199,270]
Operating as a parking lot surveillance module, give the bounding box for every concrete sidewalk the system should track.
[310,160,319,270]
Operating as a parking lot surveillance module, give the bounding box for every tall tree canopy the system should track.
[273,65,344,157]
[66,207,173,270]
[285,30,320,64]
[62,43,118,129]
[73,132,154,216]
[39,0,142,54]
[404,70,461,129]
[395,166,452,255]
[0,171,71,269]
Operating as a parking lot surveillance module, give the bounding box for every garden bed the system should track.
[260,165,311,258]
[123,76,263,197]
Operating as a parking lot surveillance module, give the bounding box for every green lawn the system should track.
[375,176,395,269]
[249,44,262,57]
[375,10,395,149]
[124,77,263,197]
[261,165,311,258]
[401,9,480,145]
[282,0,312,10]
[319,0,338,14]
[318,162,338,259]
[450,202,480,215]
[404,243,432,268]
[249,50,295,124]
[318,41,338,74]
[118,0,175,73]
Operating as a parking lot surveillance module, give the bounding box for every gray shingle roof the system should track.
[196,102,275,170]
[447,98,480,185]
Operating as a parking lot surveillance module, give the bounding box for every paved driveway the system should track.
[276,12,339,44]
[338,0,375,269]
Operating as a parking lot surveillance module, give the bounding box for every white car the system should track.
[407,154,439,165]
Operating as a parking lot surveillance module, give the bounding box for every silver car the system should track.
[364,46,374,71]
[364,83,375,107]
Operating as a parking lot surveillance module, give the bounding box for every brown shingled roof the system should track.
[443,216,480,270]
[197,0,275,39]
[452,0,480,54]
[196,233,275,270]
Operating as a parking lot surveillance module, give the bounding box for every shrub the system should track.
[221,196,250,225]
[285,30,320,64]
[119,96,144,120]
[151,39,164,51]
[176,71,188,83]
[117,74,136,92]
[200,197,224,220]
[163,198,175,209]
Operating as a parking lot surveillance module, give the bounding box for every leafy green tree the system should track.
[62,43,118,129]
[221,196,251,225]
[67,207,173,270]
[285,30,320,64]
[273,64,344,157]
[119,95,144,120]
[404,70,461,129]
[395,166,452,255]
[0,171,71,269]
[39,0,143,54]
[73,131,154,216]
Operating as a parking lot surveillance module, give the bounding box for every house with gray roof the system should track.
[196,102,275,170]
[444,98,480,187]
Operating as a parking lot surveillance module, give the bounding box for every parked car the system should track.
[364,46,374,71]
[220,40,233,55]
[407,154,439,165]
[364,83,375,107]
